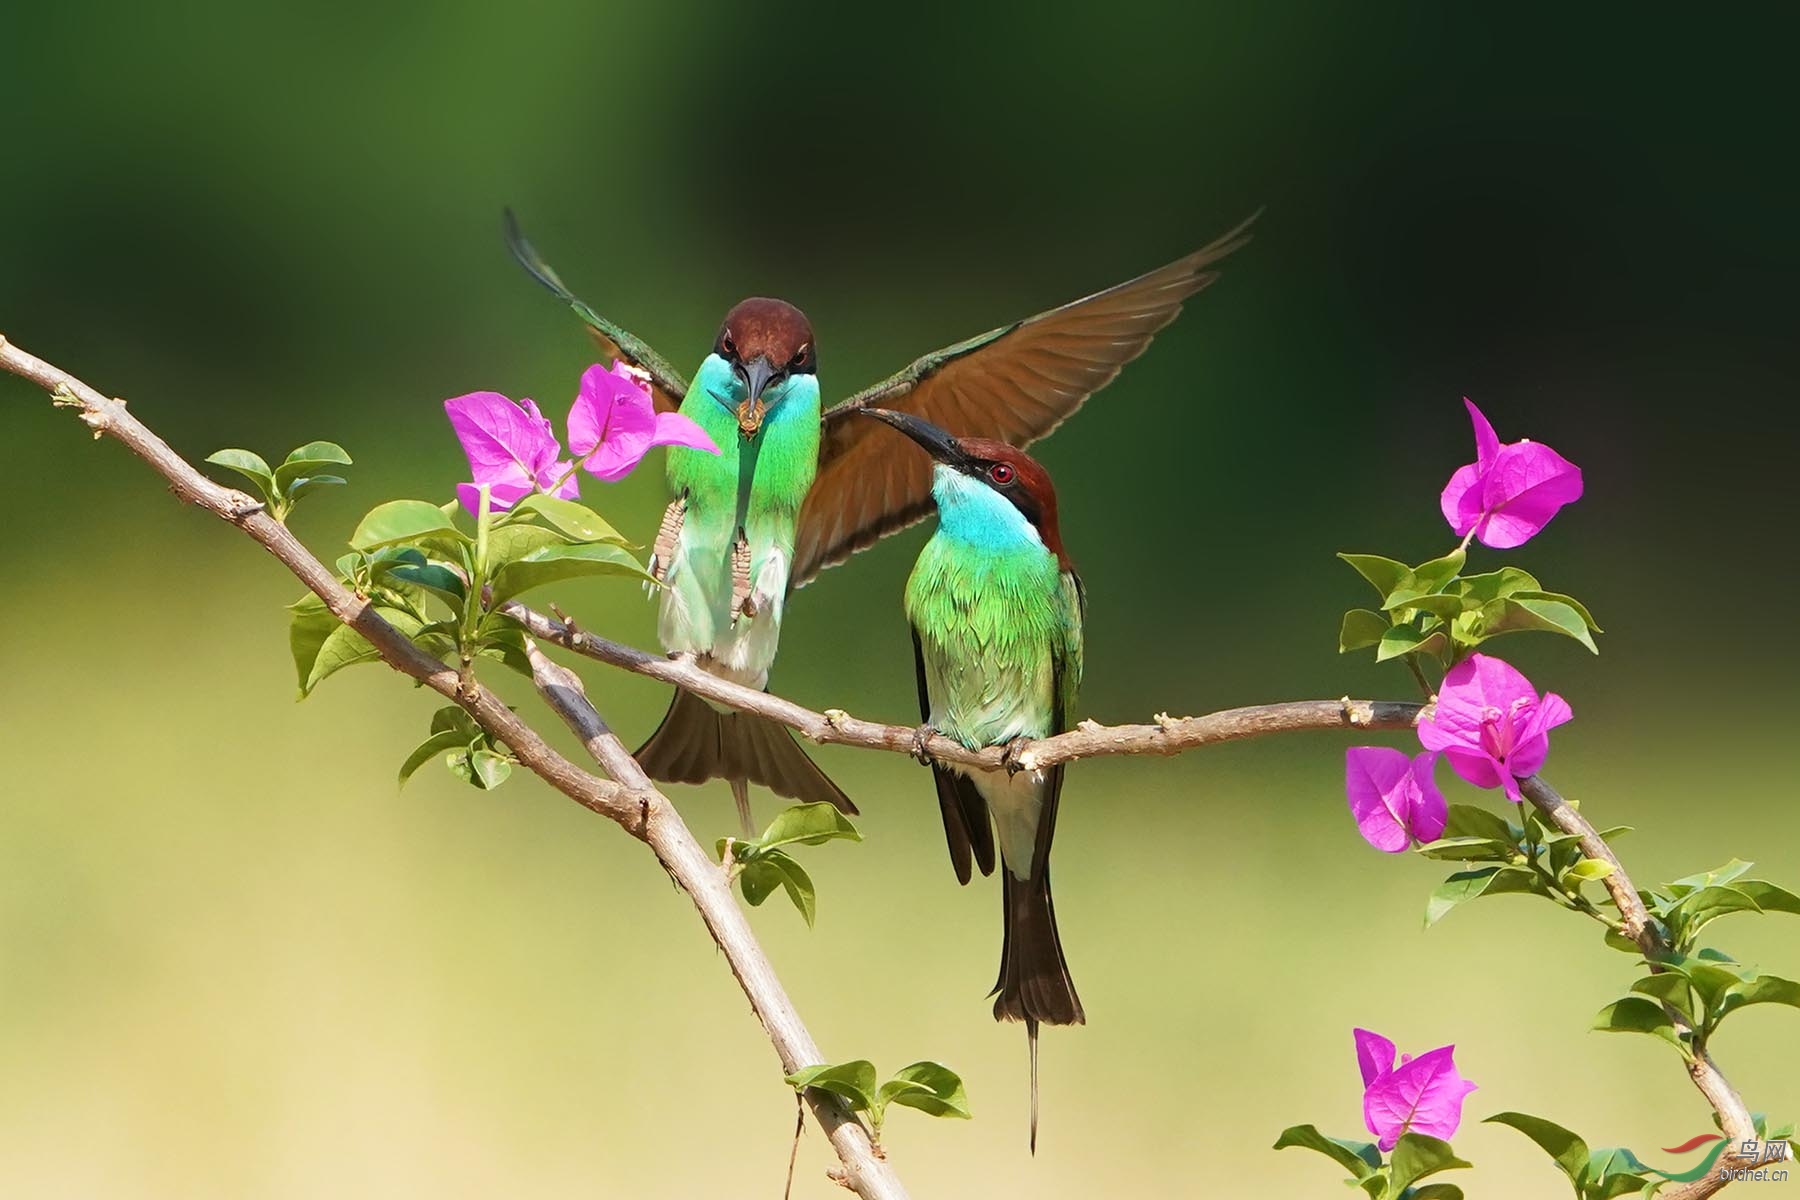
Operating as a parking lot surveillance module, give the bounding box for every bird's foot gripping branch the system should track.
[2,335,1792,1200]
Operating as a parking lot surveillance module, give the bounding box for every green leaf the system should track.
[1734,879,1800,918]
[1603,927,1644,955]
[485,522,570,566]
[1477,597,1599,653]
[475,624,535,678]
[1457,567,1541,604]
[1377,624,1449,663]
[1718,973,1800,1021]
[1399,592,1469,620]
[785,1060,877,1114]
[1405,1187,1465,1200]
[1591,996,1688,1054]
[1426,866,1549,926]
[1511,589,1602,632]
[879,1062,971,1120]
[385,563,468,608]
[430,705,480,738]
[205,448,276,498]
[488,542,654,604]
[1340,608,1390,653]
[1484,1112,1589,1184]
[351,500,469,551]
[1443,804,1520,845]
[446,748,476,786]
[1383,549,1467,611]
[284,474,348,505]
[1389,1133,1470,1194]
[280,441,353,468]
[1667,883,1763,944]
[1584,1146,1651,1196]
[288,593,337,695]
[1593,1174,1651,1200]
[739,850,816,925]
[274,440,353,491]
[1753,1113,1796,1141]
[1666,860,1756,895]
[758,802,863,851]
[1272,1124,1383,1180]
[398,730,468,785]
[1563,857,1617,884]
[506,494,627,544]
[298,606,423,695]
[1339,553,1413,601]
[1658,953,1750,1013]
[1629,973,1700,1026]
[470,748,513,789]
[288,593,422,696]
[1415,836,1516,863]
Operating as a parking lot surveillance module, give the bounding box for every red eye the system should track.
[988,462,1015,485]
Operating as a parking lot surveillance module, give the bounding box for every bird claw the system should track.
[1001,738,1033,777]
[910,724,937,767]
[650,495,686,585]
[729,533,754,625]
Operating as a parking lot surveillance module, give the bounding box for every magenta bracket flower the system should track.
[445,392,578,515]
[1345,747,1446,852]
[1356,1028,1478,1152]
[568,362,718,481]
[1440,398,1583,549]
[1417,653,1572,801]
[446,363,719,515]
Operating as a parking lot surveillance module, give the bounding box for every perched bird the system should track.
[505,209,1251,828]
[860,408,1085,1152]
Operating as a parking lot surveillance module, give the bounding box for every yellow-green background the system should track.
[2,7,1795,1197]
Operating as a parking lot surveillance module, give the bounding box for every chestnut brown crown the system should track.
[715,298,816,375]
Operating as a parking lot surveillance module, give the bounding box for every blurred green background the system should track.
[3,6,1795,1197]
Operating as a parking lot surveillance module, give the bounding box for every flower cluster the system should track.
[445,362,717,514]
[1343,399,1584,851]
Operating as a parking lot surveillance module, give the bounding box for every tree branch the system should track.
[0,333,907,1200]
[2,331,1765,1197]
[520,637,896,1194]
[503,601,1427,768]
[508,605,1765,1192]
[1521,776,1758,1198]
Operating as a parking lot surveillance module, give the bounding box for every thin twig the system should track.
[504,603,1428,769]
[1,335,907,1200]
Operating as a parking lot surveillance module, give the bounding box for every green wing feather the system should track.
[503,209,690,413]
[791,212,1258,587]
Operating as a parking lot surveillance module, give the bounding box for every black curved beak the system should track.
[733,356,779,437]
[860,408,966,467]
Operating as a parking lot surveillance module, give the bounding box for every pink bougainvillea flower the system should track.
[1417,653,1572,801]
[1344,747,1447,853]
[1355,1028,1478,1152]
[567,362,718,482]
[1439,398,1583,549]
[445,392,579,515]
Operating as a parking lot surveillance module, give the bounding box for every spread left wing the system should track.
[503,208,689,414]
[790,213,1256,588]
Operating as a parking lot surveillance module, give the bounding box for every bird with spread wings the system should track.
[505,210,1255,820]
